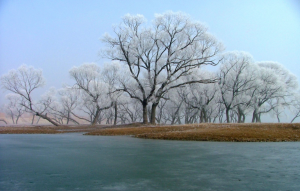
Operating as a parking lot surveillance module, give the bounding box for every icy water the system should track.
[0,134,300,191]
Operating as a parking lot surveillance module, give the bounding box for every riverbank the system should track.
[0,125,103,134]
[86,123,300,142]
[1,123,300,142]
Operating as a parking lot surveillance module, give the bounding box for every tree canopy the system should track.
[101,11,223,123]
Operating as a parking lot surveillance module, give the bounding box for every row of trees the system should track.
[1,56,299,125]
[1,12,299,125]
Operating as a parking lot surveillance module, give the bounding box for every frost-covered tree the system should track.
[184,71,219,123]
[37,87,64,124]
[118,96,143,123]
[290,93,300,123]
[269,98,290,123]
[37,87,80,125]
[69,63,113,125]
[0,65,59,126]
[101,11,223,124]
[73,96,106,124]
[57,87,80,124]
[218,51,256,123]
[161,89,185,124]
[102,61,124,125]
[251,62,298,122]
[155,98,168,124]
[3,94,25,124]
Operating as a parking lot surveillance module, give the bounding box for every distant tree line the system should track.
[1,12,299,125]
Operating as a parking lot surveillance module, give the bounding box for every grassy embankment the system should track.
[1,123,300,142]
[86,123,300,142]
[0,125,103,134]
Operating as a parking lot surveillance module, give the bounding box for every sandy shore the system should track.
[1,123,300,142]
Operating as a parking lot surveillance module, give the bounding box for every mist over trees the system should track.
[1,12,299,125]
[101,12,223,124]
[0,65,60,126]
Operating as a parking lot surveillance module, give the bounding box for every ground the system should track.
[1,123,300,142]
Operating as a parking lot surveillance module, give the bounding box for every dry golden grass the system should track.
[1,123,300,142]
[0,125,103,134]
[86,123,300,142]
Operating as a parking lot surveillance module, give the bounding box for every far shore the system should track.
[1,123,300,142]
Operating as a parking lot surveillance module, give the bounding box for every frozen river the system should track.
[1,133,300,190]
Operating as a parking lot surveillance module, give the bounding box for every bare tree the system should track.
[118,97,143,123]
[72,97,104,124]
[251,62,298,122]
[218,51,256,123]
[0,65,59,126]
[102,62,123,125]
[155,98,168,124]
[34,87,69,125]
[3,94,25,124]
[69,63,113,125]
[57,87,80,124]
[0,119,7,124]
[183,71,219,123]
[161,89,185,124]
[290,93,300,123]
[270,98,289,123]
[35,87,80,125]
[101,11,223,124]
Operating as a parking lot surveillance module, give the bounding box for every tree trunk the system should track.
[237,106,244,123]
[114,101,117,126]
[36,117,41,124]
[36,112,60,126]
[67,112,70,124]
[277,115,280,123]
[199,110,204,123]
[31,114,35,124]
[185,109,188,124]
[202,108,208,123]
[171,116,175,125]
[213,116,217,123]
[225,108,230,123]
[241,113,245,123]
[176,116,182,124]
[219,115,223,123]
[291,112,300,123]
[92,107,101,125]
[257,113,261,123]
[237,114,242,123]
[0,119,7,124]
[252,109,260,123]
[238,107,242,123]
[252,109,257,123]
[16,116,20,124]
[150,103,158,124]
[10,112,15,124]
[142,100,148,124]
[69,117,79,125]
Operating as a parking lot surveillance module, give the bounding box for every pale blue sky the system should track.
[1,0,300,115]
